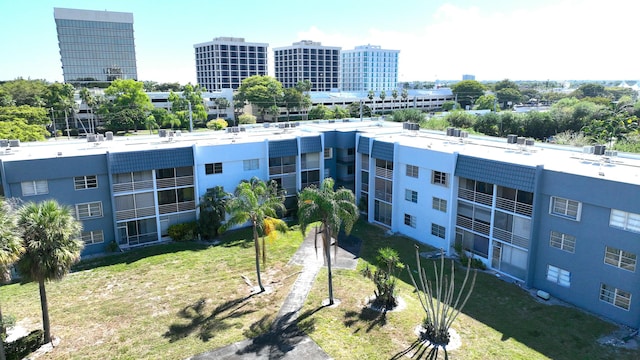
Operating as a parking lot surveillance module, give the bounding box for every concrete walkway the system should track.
[188,227,349,360]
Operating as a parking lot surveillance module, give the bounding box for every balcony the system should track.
[159,201,196,215]
[496,197,533,217]
[156,176,194,189]
[115,206,155,221]
[113,179,154,193]
[458,188,492,206]
[493,227,529,249]
[456,215,490,236]
[375,167,393,179]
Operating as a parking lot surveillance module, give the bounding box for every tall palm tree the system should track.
[367,90,375,117]
[392,89,398,110]
[0,199,24,360]
[16,200,83,344]
[221,178,285,292]
[298,178,359,305]
[401,88,409,109]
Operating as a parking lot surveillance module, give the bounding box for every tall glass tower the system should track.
[54,8,137,87]
[341,45,399,92]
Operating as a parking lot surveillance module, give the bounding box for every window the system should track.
[404,214,416,228]
[324,148,333,159]
[74,175,98,190]
[431,223,446,239]
[546,265,571,287]
[432,197,447,212]
[406,164,419,178]
[549,231,576,253]
[405,189,418,203]
[610,209,640,233]
[81,230,104,245]
[432,171,448,186]
[205,162,223,175]
[76,202,103,219]
[600,283,631,310]
[604,246,637,272]
[243,159,259,171]
[21,180,48,196]
[550,197,581,221]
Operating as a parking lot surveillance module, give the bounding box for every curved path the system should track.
[188,228,360,360]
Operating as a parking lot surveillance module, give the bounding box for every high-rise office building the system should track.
[194,37,268,91]
[341,45,399,92]
[274,40,340,91]
[54,7,137,87]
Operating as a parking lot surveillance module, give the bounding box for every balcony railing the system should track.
[458,188,493,206]
[269,164,296,175]
[456,215,490,235]
[113,180,154,193]
[156,176,194,189]
[115,206,155,221]
[496,197,533,217]
[375,167,393,179]
[493,227,530,249]
[158,201,196,215]
[374,190,393,203]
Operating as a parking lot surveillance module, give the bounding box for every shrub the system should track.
[206,118,228,131]
[238,113,256,124]
[361,247,404,310]
[5,329,44,360]
[167,222,198,241]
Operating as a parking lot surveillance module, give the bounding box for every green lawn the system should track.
[2,221,637,360]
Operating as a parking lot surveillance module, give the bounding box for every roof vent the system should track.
[0,139,8,148]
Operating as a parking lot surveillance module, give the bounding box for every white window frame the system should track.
[74,175,98,190]
[610,209,640,234]
[600,283,631,310]
[432,197,447,212]
[405,189,418,203]
[404,213,416,228]
[81,230,104,245]
[406,164,419,178]
[21,180,48,196]
[432,171,448,187]
[324,148,333,159]
[546,265,571,287]
[604,246,637,272]
[431,223,446,239]
[76,202,103,220]
[549,196,581,221]
[549,231,576,253]
[243,159,259,171]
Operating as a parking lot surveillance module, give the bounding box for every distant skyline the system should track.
[1,0,638,84]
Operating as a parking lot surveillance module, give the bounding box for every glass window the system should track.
[404,214,416,228]
[74,175,98,190]
[21,180,48,196]
[546,265,571,287]
[432,197,447,212]
[550,197,581,221]
[406,164,419,178]
[610,209,640,233]
[431,223,446,239]
[604,246,636,272]
[432,171,448,186]
[76,202,103,219]
[205,162,223,175]
[81,230,104,245]
[549,231,576,253]
[405,189,418,203]
[600,283,631,310]
[243,159,259,171]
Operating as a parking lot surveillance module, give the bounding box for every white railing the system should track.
[375,167,393,179]
[458,188,492,206]
[115,206,155,221]
[156,176,194,189]
[496,197,533,217]
[113,180,154,193]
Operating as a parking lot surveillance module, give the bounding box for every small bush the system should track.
[167,222,198,242]
[5,329,44,360]
[206,118,228,131]
[238,113,256,124]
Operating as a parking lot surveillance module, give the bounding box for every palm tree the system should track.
[16,200,83,344]
[298,178,359,305]
[367,90,375,117]
[198,186,230,240]
[401,88,409,109]
[379,90,386,116]
[392,89,398,111]
[221,178,285,293]
[0,199,24,360]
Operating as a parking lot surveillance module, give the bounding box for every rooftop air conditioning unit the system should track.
[446,127,455,136]
[594,145,606,155]
[583,146,594,154]
[507,134,518,144]
[8,139,20,147]
[525,139,535,146]
[87,134,97,142]
[0,139,8,148]
[97,134,104,142]
[159,129,167,138]
[105,131,114,141]
[604,150,618,157]
[516,137,526,145]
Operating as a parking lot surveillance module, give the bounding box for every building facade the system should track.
[194,37,268,91]
[274,41,340,91]
[341,45,399,92]
[54,7,137,87]
[1,121,639,329]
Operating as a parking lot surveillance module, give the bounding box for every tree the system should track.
[79,87,98,133]
[441,100,459,111]
[168,84,207,128]
[475,94,498,111]
[237,76,284,122]
[0,79,48,107]
[572,83,606,98]
[198,186,230,240]
[221,178,285,292]
[493,79,519,92]
[0,105,49,125]
[451,80,485,109]
[445,110,476,128]
[101,79,152,133]
[401,88,409,109]
[331,106,349,120]
[347,102,370,118]
[308,104,331,120]
[379,90,386,114]
[0,199,24,360]
[16,200,83,344]
[214,97,231,119]
[496,88,522,109]
[238,113,256,124]
[283,88,302,121]
[298,178,359,305]
[295,80,313,120]
[391,89,398,110]
[45,82,76,136]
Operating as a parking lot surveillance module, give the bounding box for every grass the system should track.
[0,227,304,360]
[298,221,639,360]
[2,221,638,359]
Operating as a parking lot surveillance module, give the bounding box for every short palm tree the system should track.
[298,178,359,305]
[221,177,285,293]
[16,200,83,344]
[0,199,24,360]
[198,186,230,240]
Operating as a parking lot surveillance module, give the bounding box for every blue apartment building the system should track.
[1,120,638,329]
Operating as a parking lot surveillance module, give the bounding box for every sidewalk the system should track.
[188,227,338,360]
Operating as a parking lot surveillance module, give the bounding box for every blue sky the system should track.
[1,0,638,84]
